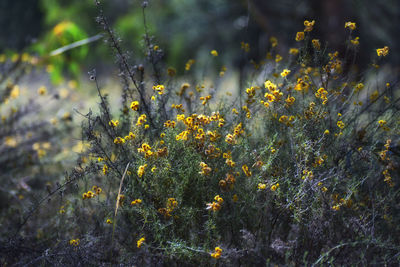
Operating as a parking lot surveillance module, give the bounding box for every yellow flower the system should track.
[275,54,282,62]
[351,37,360,45]
[106,219,112,224]
[289,48,299,55]
[242,164,252,177]
[324,129,330,135]
[355,83,364,92]
[38,86,47,95]
[280,69,291,77]
[345,21,356,30]
[200,162,212,175]
[114,137,125,144]
[136,114,147,126]
[69,239,80,246]
[378,120,387,126]
[304,20,315,32]
[295,32,305,41]
[130,101,139,111]
[131,199,142,205]
[137,164,147,177]
[137,237,145,248]
[109,120,119,128]
[211,246,222,259]
[270,183,279,191]
[376,46,389,57]
[103,164,109,175]
[152,84,165,95]
[337,120,345,129]
[211,50,218,57]
[125,132,136,140]
[312,39,320,50]
[258,183,266,190]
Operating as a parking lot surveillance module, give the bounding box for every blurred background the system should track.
[0,0,399,83]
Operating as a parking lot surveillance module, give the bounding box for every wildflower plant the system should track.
[50,3,400,265]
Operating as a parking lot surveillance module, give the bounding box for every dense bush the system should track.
[1,2,400,266]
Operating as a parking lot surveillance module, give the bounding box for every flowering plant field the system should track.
[1,1,399,266]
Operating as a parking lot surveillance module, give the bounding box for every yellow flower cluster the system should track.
[200,95,212,105]
[171,103,185,112]
[270,183,280,191]
[296,32,305,41]
[294,78,310,92]
[210,50,218,57]
[130,101,139,111]
[304,20,315,32]
[263,80,283,107]
[382,169,393,187]
[258,183,267,190]
[131,199,142,206]
[206,195,224,212]
[211,246,222,259]
[137,164,147,178]
[354,83,364,92]
[152,84,165,95]
[278,115,295,127]
[114,137,125,144]
[82,186,102,199]
[289,48,299,55]
[200,162,212,175]
[351,37,359,46]
[124,132,136,140]
[337,120,345,129]
[315,87,328,104]
[138,143,152,157]
[312,39,320,50]
[109,119,119,128]
[103,164,109,175]
[137,237,145,248]
[225,123,244,145]
[242,164,252,177]
[219,173,236,191]
[302,170,314,180]
[158,198,178,217]
[344,21,356,30]
[164,120,176,128]
[376,46,389,57]
[280,69,291,77]
[379,139,391,161]
[285,95,296,107]
[69,239,80,246]
[136,114,147,126]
